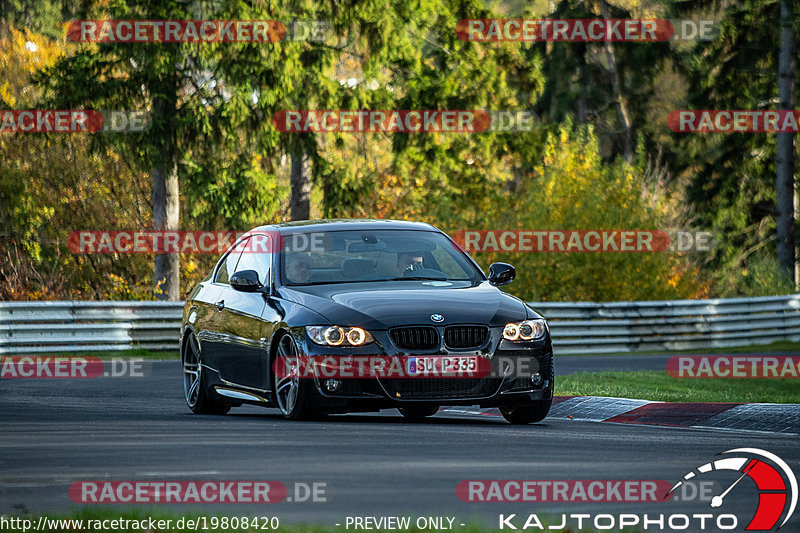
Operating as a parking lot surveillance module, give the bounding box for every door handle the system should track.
[215,300,225,311]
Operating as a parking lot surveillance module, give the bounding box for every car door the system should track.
[199,238,247,372]
[186,279,223,367]
[214,233,277,391]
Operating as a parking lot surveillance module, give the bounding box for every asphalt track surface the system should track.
[1,358,798,529]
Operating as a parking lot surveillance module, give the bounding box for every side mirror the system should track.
[230,270,263,292]
[488,262,515,286]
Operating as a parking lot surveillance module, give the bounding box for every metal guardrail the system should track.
[1,295,799,355]
[533,295,800,354]
[0,301,183,354]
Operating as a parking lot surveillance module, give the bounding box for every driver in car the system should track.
[286,255,312,284]
[396,252,424,275]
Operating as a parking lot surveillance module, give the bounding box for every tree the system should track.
[672,0,800,295]
[38,1,280,299]
[531,0,670,162]
[0,27,156,300]
[471,122,705,301]
[290,152,311,220]
[0,0,66,40]
[599,0,633,162]
[777,0,796,283]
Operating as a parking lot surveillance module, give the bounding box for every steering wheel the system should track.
[404,262,424,274]
[402,265,445,278]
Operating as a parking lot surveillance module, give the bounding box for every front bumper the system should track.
[295,326,554,412]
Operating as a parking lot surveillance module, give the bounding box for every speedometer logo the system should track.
[668,448,797,530]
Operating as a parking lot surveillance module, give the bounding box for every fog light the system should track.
[324,379,342,392]
[530,373,543,386]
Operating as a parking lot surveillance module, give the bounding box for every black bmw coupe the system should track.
[181,219,554,423]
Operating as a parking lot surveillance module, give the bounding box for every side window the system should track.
[215,237,249,284]
[233,234,272,285]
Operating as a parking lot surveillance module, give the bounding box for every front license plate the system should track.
[407,356,479,376]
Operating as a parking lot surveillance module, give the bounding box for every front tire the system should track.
[500,399,551,424]
[182,332,231,414]
[272,334,320,420]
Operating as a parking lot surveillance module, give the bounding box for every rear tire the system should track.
[500,399,551,424]
[398,405,440,420]
[182,332,231,415]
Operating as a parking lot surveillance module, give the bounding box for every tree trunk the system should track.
[290,151,311,220]
[600,0,633,162]
[152,93,180,301]
[777,0,796,285]
[576,43,587,124]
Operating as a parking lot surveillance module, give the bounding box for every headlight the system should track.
[306,326,374,346]
[503,319,546,341]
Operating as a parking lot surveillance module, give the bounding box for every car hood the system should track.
[278,281,534,329]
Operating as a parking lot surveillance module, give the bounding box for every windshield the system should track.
[280,229,482,286]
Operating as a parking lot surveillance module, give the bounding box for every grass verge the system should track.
[558,339,800,357]
[557,370,800,403]
[6,349,178,359]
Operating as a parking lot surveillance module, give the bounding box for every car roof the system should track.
[250,219,442,235]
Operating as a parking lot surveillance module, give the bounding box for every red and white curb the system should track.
[441,396,800,435]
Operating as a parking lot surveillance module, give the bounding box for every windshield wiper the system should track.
[288,280,368,286]
[385,276,449,281]
[288,276,453,286]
